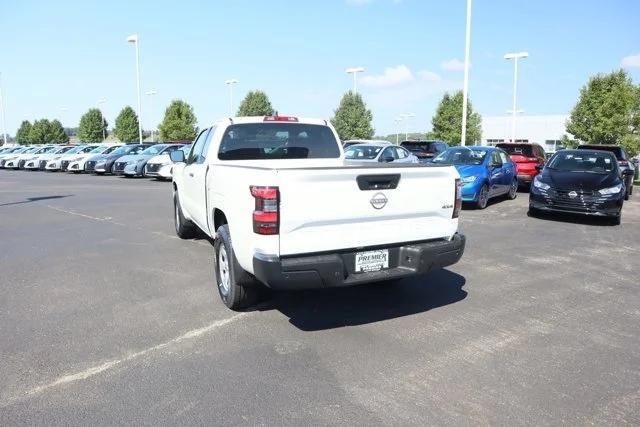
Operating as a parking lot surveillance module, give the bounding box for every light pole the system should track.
[394,117,403,144]
[145,90,157,142]
[0,72,7,146]
[225,79,239,116]
[97,99,106,141]
[400,113,415,140]
[504,51,529,143]
[345,67,365,94]
[460,0,473,147]
[127,34,143,143]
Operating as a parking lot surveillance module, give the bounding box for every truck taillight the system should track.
[263,116,298,122]
[250,186,279,235]
[453,178,462,219]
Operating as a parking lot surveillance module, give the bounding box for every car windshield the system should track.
[141,145,167,155]
[110,146,130,155]
[433,148,487,165]
[344,145,383,160]
[36,146,57,154]
[54,146,73,154]
[547,151,615,174]
[79,146,97,153]
[64,146,84,154]
[497,144,534,157]
[218,123,341,160]
[89,146,109,154]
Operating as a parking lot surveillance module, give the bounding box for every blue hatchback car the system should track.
[432,146,518,209]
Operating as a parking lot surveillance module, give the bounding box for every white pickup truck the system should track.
[171,116,465,310]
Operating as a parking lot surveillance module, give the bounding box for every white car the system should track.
[144,144,192,180]
[171,115,465,310]
[23,145,68,170]
[3,146,44,169]
[0,146,27,167]
[46,144,99,171]
[67,144,123,173]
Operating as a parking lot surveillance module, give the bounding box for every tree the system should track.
[159,99,198,141]
[49,120,69,144]
[430,91,482,146]
[331,91,374,140]
[621,134,640,158]
[114,106,140,142]
[237,90,274,116]
[29,119,53,143]
[15,120,33,145]
[566,70,640,144]
[78,108,108,143]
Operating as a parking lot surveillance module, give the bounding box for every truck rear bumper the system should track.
[252,233,465,290]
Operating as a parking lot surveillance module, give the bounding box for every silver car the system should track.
[344,142,419,164]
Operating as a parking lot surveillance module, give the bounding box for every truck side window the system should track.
[187,129,210,164]
[198,126,217,164]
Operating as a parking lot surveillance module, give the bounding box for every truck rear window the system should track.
[218,123,341,160]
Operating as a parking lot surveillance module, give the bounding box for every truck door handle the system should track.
[189,173,194,177]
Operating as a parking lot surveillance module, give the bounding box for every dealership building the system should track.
[481,115,569,152]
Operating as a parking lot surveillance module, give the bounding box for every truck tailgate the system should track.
[277,165,459,256]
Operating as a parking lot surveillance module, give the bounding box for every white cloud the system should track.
[621,54,640,68]
[440,58,467,71]
[361,65,415,88]
[418,70,442,82]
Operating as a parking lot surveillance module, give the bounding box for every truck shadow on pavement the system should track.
[256,269,467,331]
[0,195,72,207]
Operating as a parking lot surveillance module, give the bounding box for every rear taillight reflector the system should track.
[453,178,462,219]
[250,185,279,235]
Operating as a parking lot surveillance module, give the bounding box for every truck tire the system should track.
[214,225,258,310]
[174,192,196,239]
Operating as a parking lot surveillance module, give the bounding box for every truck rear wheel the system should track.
[214,225,258,310]
[174,192,196,239]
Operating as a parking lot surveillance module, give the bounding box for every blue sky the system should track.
[1,0,639,136]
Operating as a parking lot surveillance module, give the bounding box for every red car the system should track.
[496,143,546,188]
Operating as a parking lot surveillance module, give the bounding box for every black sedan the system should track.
[529,149,633,225]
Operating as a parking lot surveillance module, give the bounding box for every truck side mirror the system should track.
[170,150,185,163]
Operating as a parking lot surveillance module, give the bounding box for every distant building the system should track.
[481,115,569,152]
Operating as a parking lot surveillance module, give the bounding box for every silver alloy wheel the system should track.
[479,186,488,208]
[218,246,231,296]
[509,180,517,198]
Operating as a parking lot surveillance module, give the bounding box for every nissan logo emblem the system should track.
[370,192,388,209]
[568,191,578,198]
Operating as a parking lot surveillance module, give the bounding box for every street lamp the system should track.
[97,99,106,141]
[394,117,403,144]
[225,79,239,116]
[127,34,143,143]
[400,113,415,140]
[460,0,473,147]
[145,89,157,142]
[345,67,365,93]
[504,51,529,143]
[0,72,7,146]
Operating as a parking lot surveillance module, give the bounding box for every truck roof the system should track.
[213,116,330,127]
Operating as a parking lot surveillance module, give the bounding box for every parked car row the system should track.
[343,140,636,225]
[0,142,192,180]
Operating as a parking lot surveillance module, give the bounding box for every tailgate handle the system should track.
[356,174,400,191]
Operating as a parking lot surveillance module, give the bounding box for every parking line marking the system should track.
[14,313,248,402]
[45,205,127,226]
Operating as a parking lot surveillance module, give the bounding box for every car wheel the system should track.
[476,184,489,209]
[507,179,518,200]
[214,224,258,310]
[174,192,196,239]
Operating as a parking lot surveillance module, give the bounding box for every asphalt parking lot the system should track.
[1,170,639,425]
